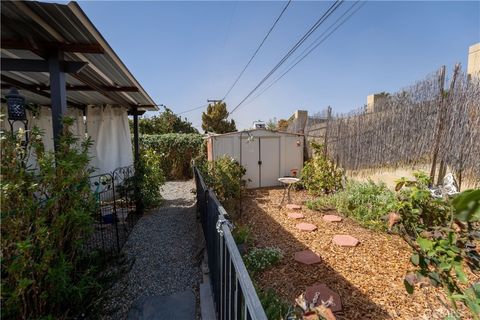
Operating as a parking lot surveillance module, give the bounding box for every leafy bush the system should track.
[257,288,291,320]
[301,142,343,195]
[197,155,247,215]
[308,180,398,231]
[395,173,480,318]
[233,225,251,245]
[244,247,283,275]
[131,106,198,134]
[140,133,203,179]
[129,148,165,209]
[395,172,453,237]
[1,120,99,319]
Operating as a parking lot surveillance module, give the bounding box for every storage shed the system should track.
[207,129,304,188]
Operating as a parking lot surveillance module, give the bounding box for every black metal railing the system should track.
[85,165,140,254]
[194,166,267,320]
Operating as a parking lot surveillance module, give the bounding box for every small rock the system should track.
[288,212,304,219]
[294,250,322,265]
[296,223,317,232]
[286,204,302,210]
[323,215,342,222]
[332,235,359,247]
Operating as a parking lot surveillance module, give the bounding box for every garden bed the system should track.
[237,187,471,320]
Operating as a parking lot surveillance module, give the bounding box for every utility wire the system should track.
[229,0,343,115]
[222,0,292,100]
[177,104,208,115]
[243,1,365,106]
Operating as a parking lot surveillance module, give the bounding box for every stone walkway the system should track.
[101,180,202,320]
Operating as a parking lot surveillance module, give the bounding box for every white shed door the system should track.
[260,137,280,187]
[241,138,260,188]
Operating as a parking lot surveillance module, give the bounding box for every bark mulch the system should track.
[237,187,467,320]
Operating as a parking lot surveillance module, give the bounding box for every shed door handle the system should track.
[258,161,262,165]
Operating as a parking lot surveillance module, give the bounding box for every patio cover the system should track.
[1,1,158,173]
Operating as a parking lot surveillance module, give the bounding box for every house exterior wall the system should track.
[209,130,304,188]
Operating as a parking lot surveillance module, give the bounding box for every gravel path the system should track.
[101,180,202,319]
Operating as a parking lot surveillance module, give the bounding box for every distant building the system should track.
[467,42,480,81]
[366,93,389,113]
[287,110,308,134]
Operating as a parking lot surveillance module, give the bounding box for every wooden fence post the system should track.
[429,65,447,186]
[433,64,461,186]
[324,106,332,157]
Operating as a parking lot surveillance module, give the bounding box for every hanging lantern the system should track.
[6,87,26,121]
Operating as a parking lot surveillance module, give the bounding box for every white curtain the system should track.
[0,105,85,169]
[86,105,133,175]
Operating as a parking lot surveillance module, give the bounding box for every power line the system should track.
[177,104,208,115]
[222,0,292,100]
[229,0,344,115]
[243,1,365,106]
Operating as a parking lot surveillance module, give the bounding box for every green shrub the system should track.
[301,142,343,195]
[139,133,203,179]
[244,247,283,275]
[396,174,480,318]
[131,148,166,209]
[308,180,398,231]
[395,172,453,237]
[257,288,291,320]
[233,225,251,245]
[1,120,99,319]
[197,155,247,215]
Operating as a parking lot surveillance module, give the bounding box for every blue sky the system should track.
[78,1,479,130]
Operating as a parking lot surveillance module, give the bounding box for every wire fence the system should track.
[84,165,141,255]
[305,65,480,188]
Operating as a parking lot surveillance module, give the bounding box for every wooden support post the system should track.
[429,66,446,186]
[133,113,140,164]
[48,50,67,150]
[132,111,143,214]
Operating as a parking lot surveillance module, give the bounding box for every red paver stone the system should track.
[294,250,321,265]
[296,222,317,232]
[323,215,342,222]
[288,212,304,219]
[332,235,359,247]
[305,283,342,312]
[286,204,302,210]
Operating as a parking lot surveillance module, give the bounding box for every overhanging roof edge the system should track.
[67,1,158,111]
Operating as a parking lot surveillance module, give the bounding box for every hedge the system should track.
[139,133,204,180]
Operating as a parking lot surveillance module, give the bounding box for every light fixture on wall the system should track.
[296,139,301,147]
[5,87,28,144]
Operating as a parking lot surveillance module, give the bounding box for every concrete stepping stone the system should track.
[288,212,304,219]
[294,250,321,265]
[296,222,317,232]
[305,283,342,312]
[286,204,302,210]
[128,290,195,320]
[332,235,359,247]
[323,215,342,222]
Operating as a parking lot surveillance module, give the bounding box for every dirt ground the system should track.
[237,187,473,320]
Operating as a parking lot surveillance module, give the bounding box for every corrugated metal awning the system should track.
[1,1,157,112]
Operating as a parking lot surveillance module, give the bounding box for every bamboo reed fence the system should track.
[306,65,480,188]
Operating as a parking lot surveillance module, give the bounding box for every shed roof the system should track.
[207,129,304,138]
[1,1,157,112]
